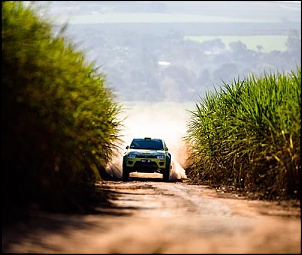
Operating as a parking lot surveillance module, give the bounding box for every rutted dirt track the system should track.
[2,173,301,254]
[2,102,301,253]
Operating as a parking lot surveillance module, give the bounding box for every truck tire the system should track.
[163,156,171,181]
[122,167,130,181]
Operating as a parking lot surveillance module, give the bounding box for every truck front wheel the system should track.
[122,167,130,181]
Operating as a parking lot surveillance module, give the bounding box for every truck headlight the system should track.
[157,155,165,159]
[128,154,136,159]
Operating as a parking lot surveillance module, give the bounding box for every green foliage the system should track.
[2,1,123,216]
[185,67,301,200]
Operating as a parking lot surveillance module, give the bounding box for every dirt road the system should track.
[2,172,300,254]
[2,102,301,253]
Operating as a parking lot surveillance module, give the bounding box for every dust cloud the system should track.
[106,101,195,180]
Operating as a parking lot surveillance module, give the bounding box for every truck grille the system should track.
[136,155,157,158]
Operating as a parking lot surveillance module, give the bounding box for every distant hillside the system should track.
[30,1,300,103]
[35,1,300,36]
[36,1,301,23]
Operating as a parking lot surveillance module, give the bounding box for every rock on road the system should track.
[2,173,301,254]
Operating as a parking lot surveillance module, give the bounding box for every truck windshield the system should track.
[130,139,164,150]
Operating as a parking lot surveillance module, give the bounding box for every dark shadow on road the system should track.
[123,176,183,182]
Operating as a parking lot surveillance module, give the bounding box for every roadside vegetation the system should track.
[184,67,301,200]
[2,1,123,219]
[2,1,299,225]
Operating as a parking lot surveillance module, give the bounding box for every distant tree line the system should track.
[62,23,301,102]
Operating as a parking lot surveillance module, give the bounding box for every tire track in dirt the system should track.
[3,179,300,254]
